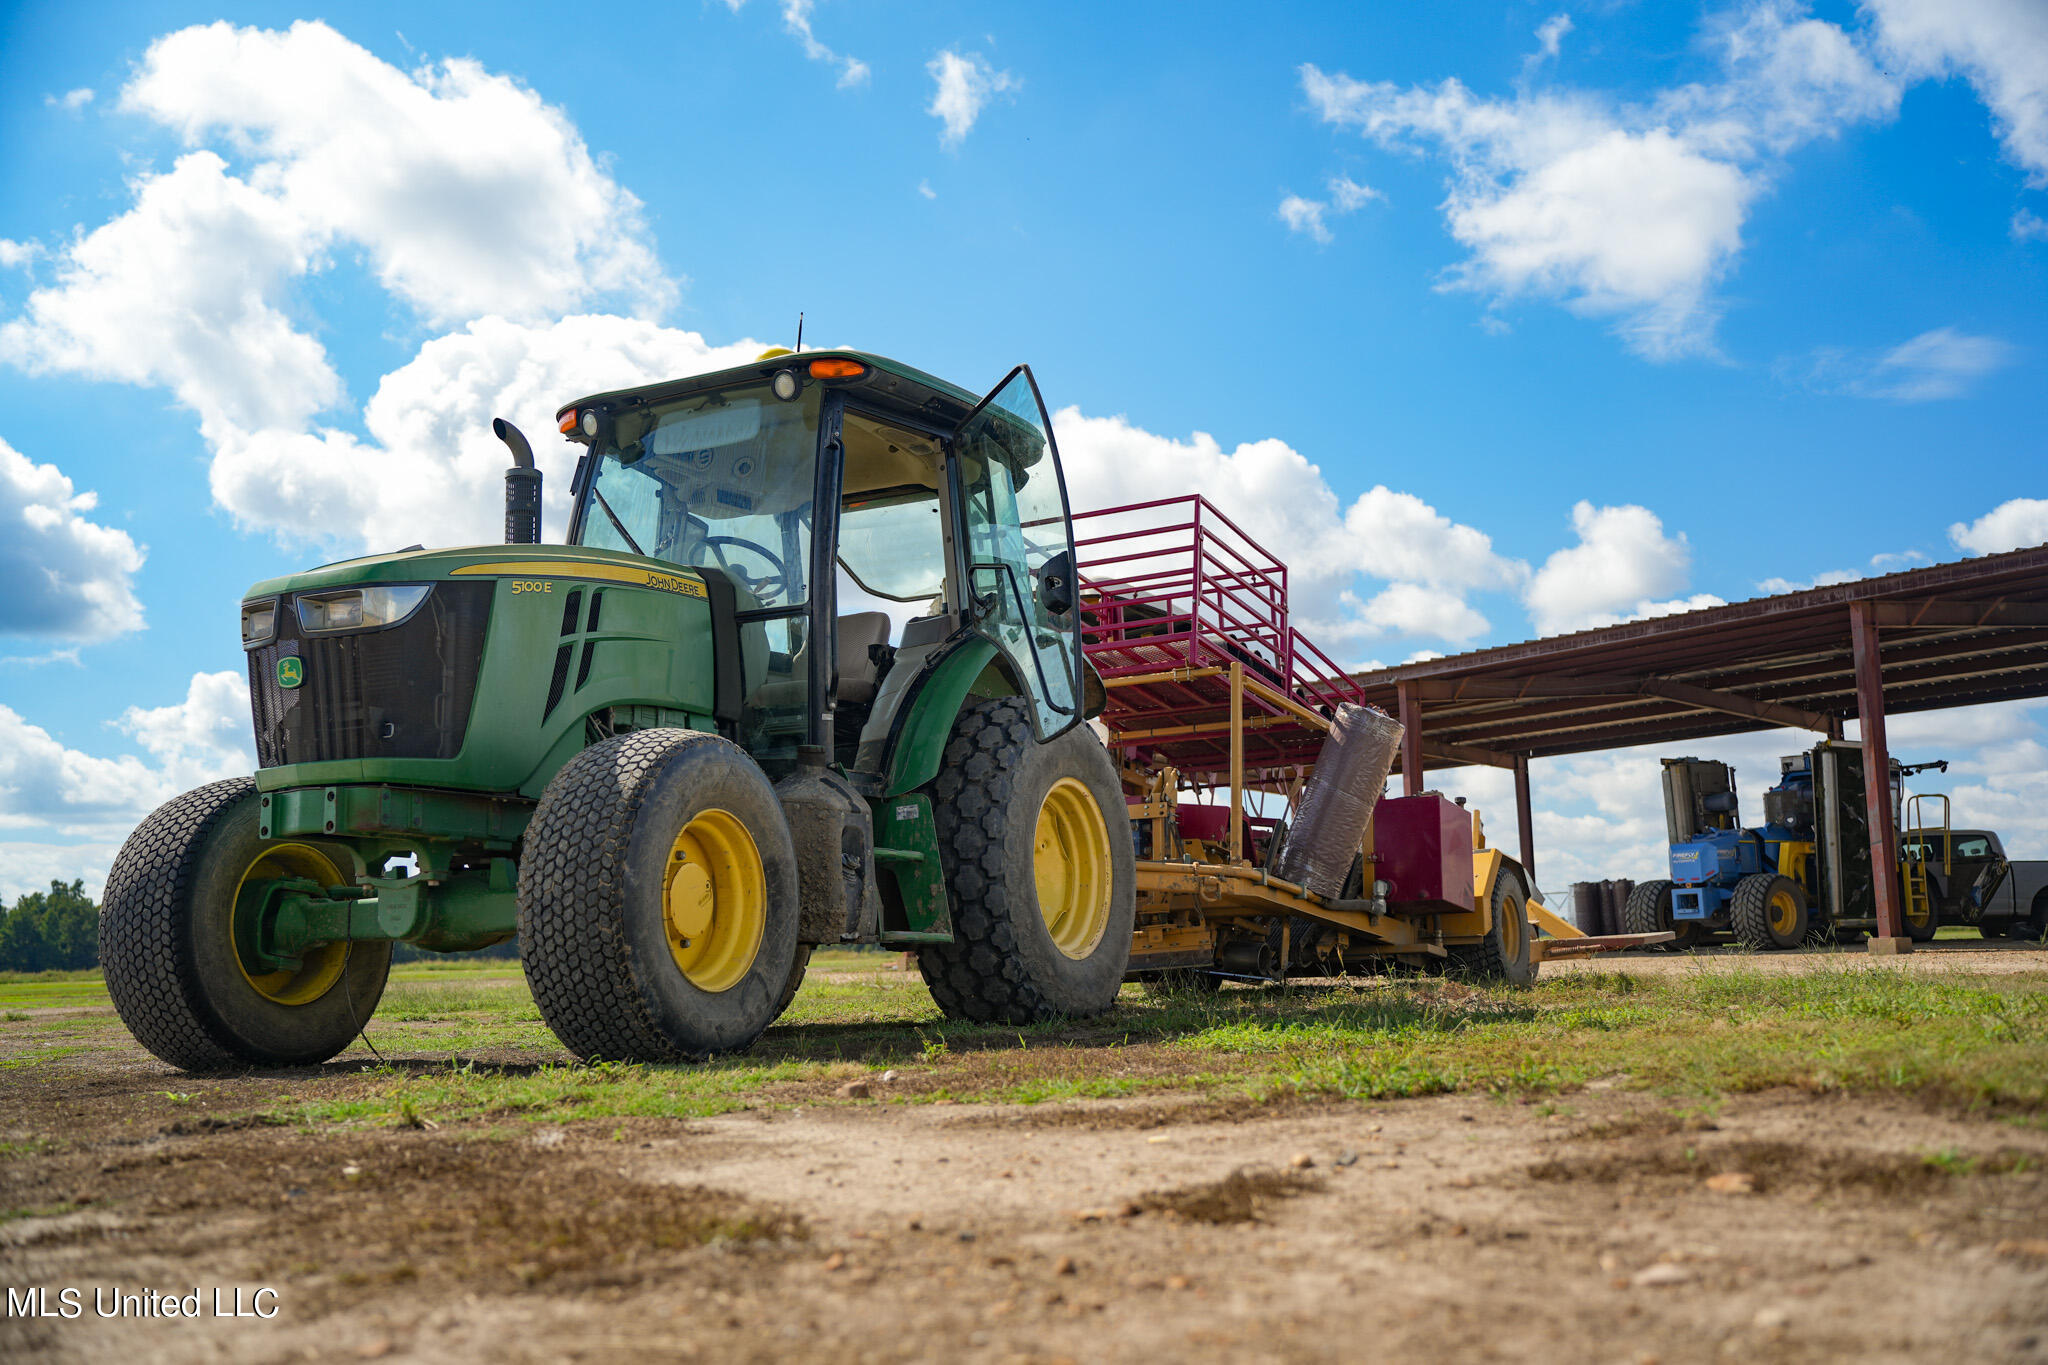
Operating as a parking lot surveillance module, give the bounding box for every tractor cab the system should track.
[559,350,1088,779]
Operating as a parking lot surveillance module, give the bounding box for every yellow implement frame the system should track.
[1108,663,1671,975]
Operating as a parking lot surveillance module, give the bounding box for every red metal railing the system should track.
[1073,494,1371,774]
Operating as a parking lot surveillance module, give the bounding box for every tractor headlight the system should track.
[296,584,433,634]
[240,599,277,648]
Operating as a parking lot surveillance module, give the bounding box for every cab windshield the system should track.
[576,382,821,611]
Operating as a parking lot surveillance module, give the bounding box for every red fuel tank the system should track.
[1372,794,1476,912]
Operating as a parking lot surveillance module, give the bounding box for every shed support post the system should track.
[1397,680,1425,797]
[1513,754,1535,877]
[1850,602,1907,953]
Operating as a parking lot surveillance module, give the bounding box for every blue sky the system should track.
[2,0,2045,897]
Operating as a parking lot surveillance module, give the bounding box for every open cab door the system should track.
[950,365,1083,741]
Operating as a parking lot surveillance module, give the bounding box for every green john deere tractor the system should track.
[101,351,1136,1070]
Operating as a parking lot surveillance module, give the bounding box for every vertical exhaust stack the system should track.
[493,418,542,545]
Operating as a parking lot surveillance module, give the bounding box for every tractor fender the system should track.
[879,636,1005,797]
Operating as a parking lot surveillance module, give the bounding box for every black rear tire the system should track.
[519,730,800,1062]
[1622,878,1701,951]
[101,779,390,1072]
[772,945,814,1021]
[918,699,1137,1024]
[2018,894,2048,945]
[1731,873,1809,950]
[1448,862,1536,983]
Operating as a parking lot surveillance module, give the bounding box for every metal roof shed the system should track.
[1348,544,2048,951]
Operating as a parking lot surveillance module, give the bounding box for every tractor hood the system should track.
[242,543,707,600]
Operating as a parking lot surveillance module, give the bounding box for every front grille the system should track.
[248,583,493,768]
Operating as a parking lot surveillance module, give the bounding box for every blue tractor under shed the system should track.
[1623,756,1818,951]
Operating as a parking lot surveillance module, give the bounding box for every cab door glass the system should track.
[952,366,1080,737]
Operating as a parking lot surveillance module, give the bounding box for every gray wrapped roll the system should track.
[1274,703,1404,897]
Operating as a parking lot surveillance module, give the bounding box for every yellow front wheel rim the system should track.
[1769,888,1801,938]
[1500,890,1526,960]
[233,843,349,1006]
[1033,778,1113,961]
[664,809,766,992]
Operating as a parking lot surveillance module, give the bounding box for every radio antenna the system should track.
[795,312,804,353]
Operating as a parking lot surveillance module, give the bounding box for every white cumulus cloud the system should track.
[121,20,670,325]
[1523,501,1707,636]
[0,672,253,898]
[1302,3,1902,357]
[1867,0,2048,185]
[1950,498,2048,555]
[0,150,339,438]
[1280,174,1383,244]
[1279,194,1333,244]
[0,437,146,643]
[211,315,770,552]
[779,0,869,88]
[927,50,1019,148]
[1531,14,1575,66]
[1053,408,1523,653]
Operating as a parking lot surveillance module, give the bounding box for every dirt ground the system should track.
[5,945,2048,1364]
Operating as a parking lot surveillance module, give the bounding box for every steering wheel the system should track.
[698,534,792,599]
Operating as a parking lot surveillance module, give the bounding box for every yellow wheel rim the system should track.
[233,843,349,1006]
[664,809,766,993]
[1033,778,1113,961]
[1769,887,1801,938]
[1500,888,1526,960]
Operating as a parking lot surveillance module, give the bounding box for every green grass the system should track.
[3,952,2044,1129]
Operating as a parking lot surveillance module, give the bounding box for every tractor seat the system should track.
[834,611,892,705]
[749,611,894,709]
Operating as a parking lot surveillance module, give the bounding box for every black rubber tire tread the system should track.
[2022,893,2048,944]
[518,729,800,1062]
[100,778,391,1072]
[1448,862,1536,984]
[1623,879,1700,952]
[917,699,1137,1025]
[101,779,255,1072]
[773,945,814,1021]
[1731,873,1808,951]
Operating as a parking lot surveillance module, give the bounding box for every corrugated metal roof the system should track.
[1347,543,2048,765]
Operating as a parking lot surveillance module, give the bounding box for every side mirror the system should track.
[1035,550,1075,617]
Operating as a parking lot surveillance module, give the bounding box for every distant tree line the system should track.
[0,879,100,972]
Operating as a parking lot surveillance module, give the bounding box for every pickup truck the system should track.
[1902,828,2048,940]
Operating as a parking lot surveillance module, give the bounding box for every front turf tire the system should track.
[1732,873,1809,951]
[919,699,1137,1024]
[101,779,391,1072]
[1449,862,1537,984]
[518,730,800,1062]
[1623,878,1703,952]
